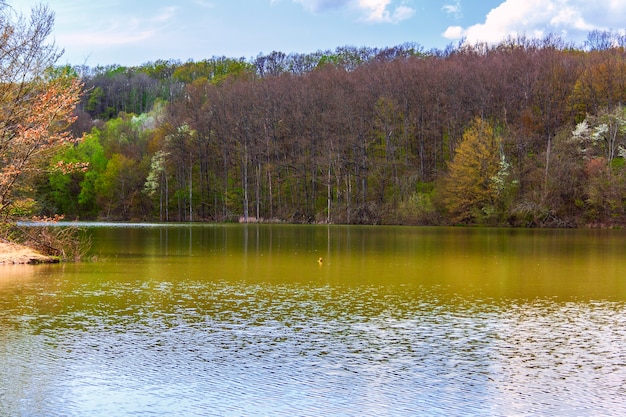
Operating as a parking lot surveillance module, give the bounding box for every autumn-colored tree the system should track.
[0,4,82,219]
[570,31,626,118]
[440,118,508,224]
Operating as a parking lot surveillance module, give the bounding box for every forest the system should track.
[23,30,626,227]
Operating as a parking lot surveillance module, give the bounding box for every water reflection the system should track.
[73,224,626,300]
[1,225,626,415]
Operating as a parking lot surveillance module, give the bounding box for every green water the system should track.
[81,224,626,300]
[1,224,625,415]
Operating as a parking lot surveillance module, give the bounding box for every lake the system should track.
[1,224,626,416]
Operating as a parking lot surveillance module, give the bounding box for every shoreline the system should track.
[0,241,59,264]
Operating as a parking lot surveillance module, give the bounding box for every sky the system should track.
[6,0,626,67]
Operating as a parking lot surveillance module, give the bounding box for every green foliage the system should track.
[172,58,253,84]
[95,153,136,219]
[7,198,37,218]
[86,86,104,113]
[41,105,163,220]
[45,132,107,218]
[48,167,76,214]
[82,64,172,120]
[45,64,79,80]
[77,134,107,217]
[395,183,439,225]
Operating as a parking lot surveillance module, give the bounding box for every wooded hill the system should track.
[34,31,626,227]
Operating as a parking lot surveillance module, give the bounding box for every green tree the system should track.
[76,132,108,216]
[43,130,107,218]
[96,153,141,219]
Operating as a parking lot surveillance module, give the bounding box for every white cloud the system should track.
[357,0,416,23]
[358,0,391,21]
[57,6,178,47]
[391,5,416,22]
[443,0,626,45]
[291,0,415,23]
[442,0,462,19]
[443,25,464,39]
[193,0,215,9]
[292,0,351,13]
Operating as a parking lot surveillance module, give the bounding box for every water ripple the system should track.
[1,281,625,416]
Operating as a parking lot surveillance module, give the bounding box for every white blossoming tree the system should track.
[572,105,626,164]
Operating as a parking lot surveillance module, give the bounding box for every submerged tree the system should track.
[0,4,82,220]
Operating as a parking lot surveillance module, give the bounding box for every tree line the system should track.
[27,30,626,227]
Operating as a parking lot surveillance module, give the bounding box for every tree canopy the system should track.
[2,12,626,228]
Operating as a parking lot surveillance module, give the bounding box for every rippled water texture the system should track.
[1,225,626,416]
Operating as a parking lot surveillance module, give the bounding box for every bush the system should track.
[6,216,92,262]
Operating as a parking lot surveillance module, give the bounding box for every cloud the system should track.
[356,0,416,23]
[290,0,415,23]
[291,0,351,13]
[442,0,462,19]
[443,0,626,45]
[58,6,178,47]
[443,25,464,39]
[193,0,215,8]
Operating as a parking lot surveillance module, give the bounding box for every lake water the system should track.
[1,224,626,416]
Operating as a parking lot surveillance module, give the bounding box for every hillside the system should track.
[26,31,626,227]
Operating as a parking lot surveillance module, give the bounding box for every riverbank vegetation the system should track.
[0,3,89,260]
[4,5,626,228]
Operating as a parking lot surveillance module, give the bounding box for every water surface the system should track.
[1,225,625,416]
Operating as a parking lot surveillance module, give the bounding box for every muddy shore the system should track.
[0,241,58,264]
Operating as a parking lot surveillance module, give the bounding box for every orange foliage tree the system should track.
[440,118,508,224]
[0,5,82,219]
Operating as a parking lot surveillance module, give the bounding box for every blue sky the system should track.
[7,0,626,67]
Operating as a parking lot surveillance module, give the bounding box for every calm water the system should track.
[1,224,626,416]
